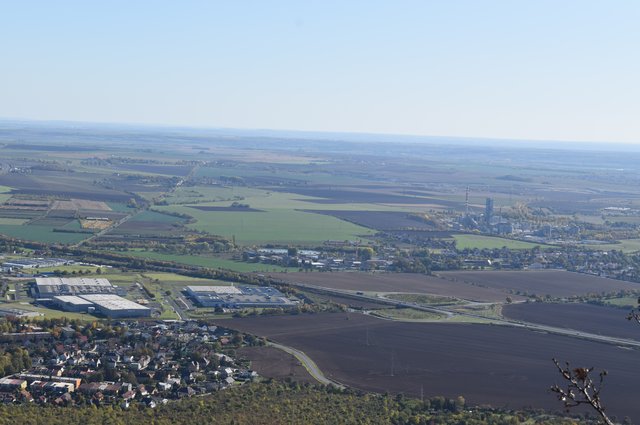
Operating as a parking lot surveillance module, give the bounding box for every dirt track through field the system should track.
[221,312,640,421]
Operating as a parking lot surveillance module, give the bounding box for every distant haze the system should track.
[1,1,639,144]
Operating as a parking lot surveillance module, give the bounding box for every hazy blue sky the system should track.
[1,1,639,143]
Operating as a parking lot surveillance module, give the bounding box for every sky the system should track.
[1,1,639,144]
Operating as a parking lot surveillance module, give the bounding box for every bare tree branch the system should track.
[550,358,614,425]
[626,307,640,325]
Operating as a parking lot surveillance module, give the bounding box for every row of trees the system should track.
[0,380,591,425]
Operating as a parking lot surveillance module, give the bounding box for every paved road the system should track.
[286,281,640,348]
[268,341,344,388]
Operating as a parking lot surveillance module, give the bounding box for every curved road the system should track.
[285,280,640,348]
[267,341,344,388]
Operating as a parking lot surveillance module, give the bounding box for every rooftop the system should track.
[186,286,241,295]
[36,278,112,287]
[79,294,150,311]
[53,295,94,306]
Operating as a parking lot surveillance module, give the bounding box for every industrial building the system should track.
[52,296,95,313]
[78,294,151,318]
[186,285,295,309]
[33,277,121,298]
[32,278,150,318]
[1,257,71,270]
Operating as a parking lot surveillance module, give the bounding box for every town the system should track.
[0,317,259,408]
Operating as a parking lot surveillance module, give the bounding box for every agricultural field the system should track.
[220,312,640,421]
[452,234,548,250]
[439,270,640,298]
[603,295,639,308]
[0,186,11,204]
[270,272,525,302]
[52,199,111,211]
[236,346,316,384]
[503,302,640,341]
[274,186,462,207]
[583,238,640,253]
[0,224,89,243]
[108,210,186,236]
[0,171,134,202]
[304,210,438,231]
[120,250,295,272]
[159,203,374,245]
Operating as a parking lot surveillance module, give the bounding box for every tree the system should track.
[359,247,374,261]
[551,359,613,425]
[551,299,640,423]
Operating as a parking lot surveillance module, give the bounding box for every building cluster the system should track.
[242,248,393,271]
[454,197,514,235]
[33,277,151,318]
[186,285,295,309]
[0,320,257,408]
[1,257,71,272]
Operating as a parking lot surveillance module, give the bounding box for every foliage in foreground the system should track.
[0,381,591,425]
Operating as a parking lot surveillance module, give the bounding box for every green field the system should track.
[160,186,413,211]
[0,218,29,225]
[107,202,133,213]
[130,210,185,223]
[453,234,546,250]
[0,224,89,243]
[156,188,384,244]
[583,238,640,253]
[118,250,296,272]
[603,296,638,308]
[143,272,217,282]
[0,185,11,204]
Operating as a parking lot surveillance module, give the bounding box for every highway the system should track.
[285,280,640,349]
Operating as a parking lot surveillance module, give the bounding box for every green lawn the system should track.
[453,234,547,250]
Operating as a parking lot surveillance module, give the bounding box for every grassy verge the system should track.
[370,307,446,321]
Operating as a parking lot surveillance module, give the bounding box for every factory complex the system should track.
[186,285,295,309]
[33,277,150,318]
[32,277,122,298]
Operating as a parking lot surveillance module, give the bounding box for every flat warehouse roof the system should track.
[186,286,241,294]
[36,277,112,287]
[79,294,150,311]
[53,295,94,305]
